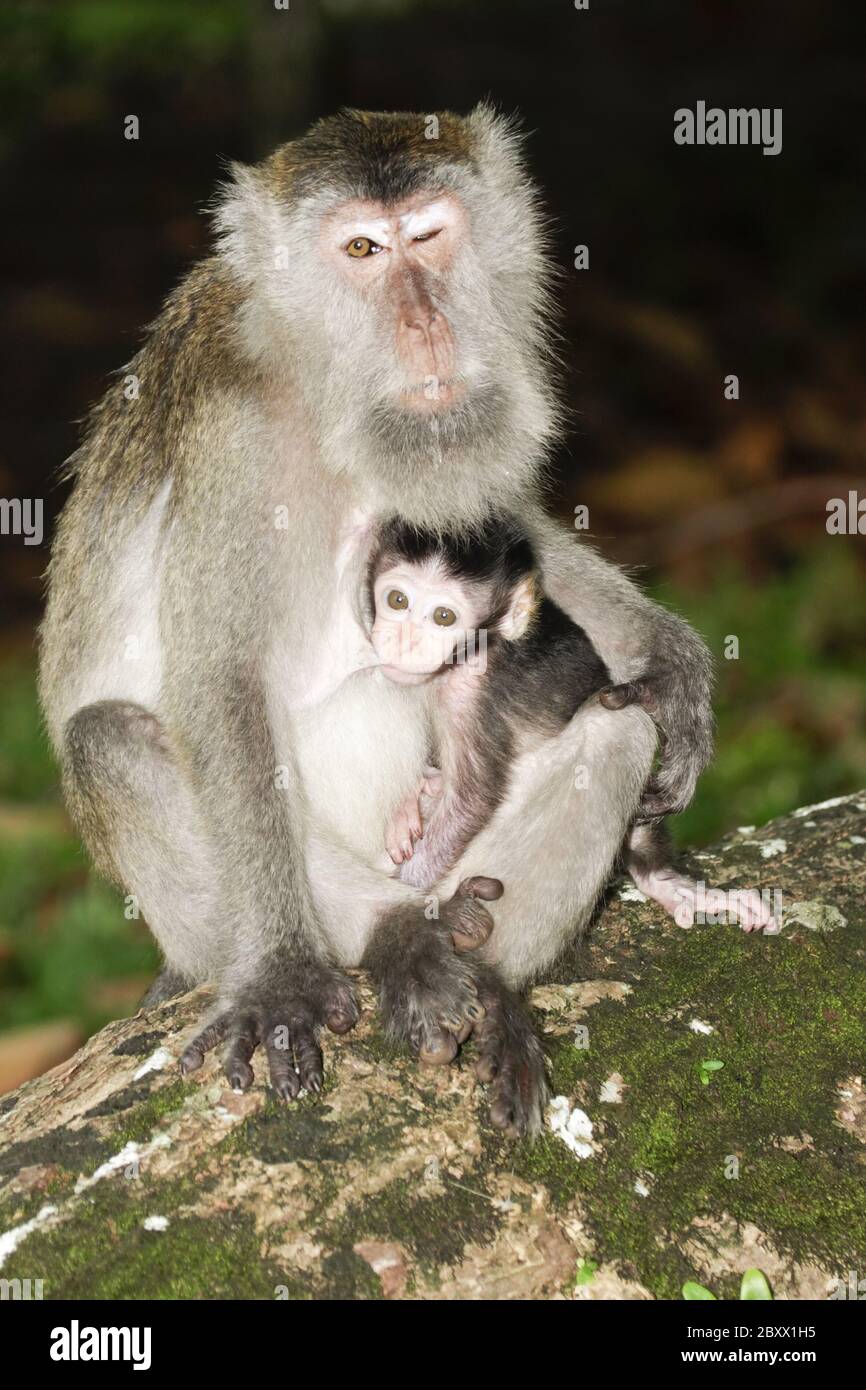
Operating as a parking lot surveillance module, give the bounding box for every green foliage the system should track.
[650,542,866,845]
[683,1269,773,1301]
[740,1268,773,1301]
[0,659,157,1036]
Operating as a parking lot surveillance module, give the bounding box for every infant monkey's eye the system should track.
[432,607,457,627]
[347,237,382,258]
[386,589,409,610]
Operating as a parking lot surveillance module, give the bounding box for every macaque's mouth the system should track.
[379,664,436,685]
[398,377,463,410]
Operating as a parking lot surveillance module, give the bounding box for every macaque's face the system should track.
[318,191,472,413]
[371,561,484,684]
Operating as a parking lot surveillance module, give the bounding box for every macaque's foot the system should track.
[385,791,423,865]
[179,963,359,1100]
[440,875,503,952]
[633,869,780,934]
[472,976,548,1138]
[375,924,486,1066]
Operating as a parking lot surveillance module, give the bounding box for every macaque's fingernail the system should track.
[466,1002,485,1022]
[180,1046,203,1075]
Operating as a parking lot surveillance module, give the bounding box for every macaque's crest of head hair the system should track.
[214,105,561,532]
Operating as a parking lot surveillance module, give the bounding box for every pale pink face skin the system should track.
[318,192,468,410]
[371,561,482,684]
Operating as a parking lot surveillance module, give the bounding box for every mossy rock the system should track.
[2,792,865,1300]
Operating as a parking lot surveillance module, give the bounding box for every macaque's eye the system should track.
[432,606,457,627]
[347,237,382,258]
[413,229,441,242]
[386,588,409,611]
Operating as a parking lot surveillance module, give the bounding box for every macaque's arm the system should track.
[528,511,714,817]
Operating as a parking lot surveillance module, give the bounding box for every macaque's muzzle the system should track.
[375,621,457,682]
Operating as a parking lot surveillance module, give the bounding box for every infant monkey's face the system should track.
[371,560,480,684]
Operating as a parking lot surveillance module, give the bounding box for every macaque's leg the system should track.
[63,701,225,983]
[440,699,659,987]
[308,833,499,963]
[627,821,780,933]
[360,701,656,1137]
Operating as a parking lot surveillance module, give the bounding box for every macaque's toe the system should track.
[419,1029,459,1066]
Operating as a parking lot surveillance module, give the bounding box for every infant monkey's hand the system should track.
[384,767,444,865]
[385,791,423,865]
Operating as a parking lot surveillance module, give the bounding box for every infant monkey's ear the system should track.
[499,573,538,641]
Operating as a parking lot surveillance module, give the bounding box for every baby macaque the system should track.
[369,515,621,943]
[368,513,779,940]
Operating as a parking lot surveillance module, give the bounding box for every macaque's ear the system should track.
[499,575,537,640]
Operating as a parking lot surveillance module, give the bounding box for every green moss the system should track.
[512,911,866,1297]
[323,1176,502,1278]
[111,1079,191,1147]
[1,1184,284,1299]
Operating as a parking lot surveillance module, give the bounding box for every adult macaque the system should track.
[41,108,730,1136]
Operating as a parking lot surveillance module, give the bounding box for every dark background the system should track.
[1,0,864,1086]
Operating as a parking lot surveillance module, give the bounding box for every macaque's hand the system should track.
[599,670,713,820]
[180,960,358,1100]
[441,875,503,952]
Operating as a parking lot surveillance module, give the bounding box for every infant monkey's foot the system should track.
[441,876,503,952]
[422,766,444,798]
[635,869,780,934]
[385,792,423,865]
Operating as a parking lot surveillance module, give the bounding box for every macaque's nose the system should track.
[403,305,438,333]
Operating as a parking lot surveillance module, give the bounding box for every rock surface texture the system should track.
[1,792,864,1300]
